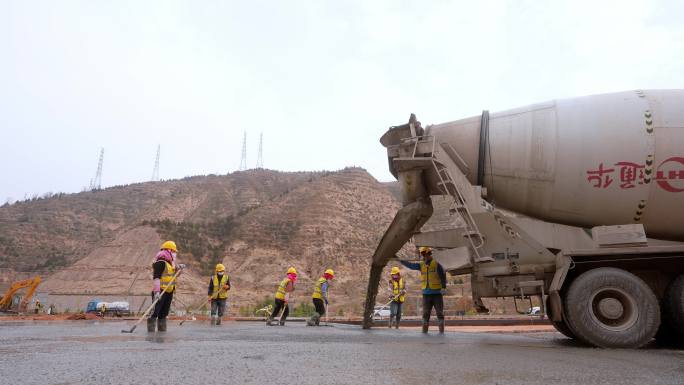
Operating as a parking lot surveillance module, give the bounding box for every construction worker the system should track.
[388,266,406,329]
[34,300,42,314]
[148,240,183,333]
[307,269,334,326]
[400,247,447,333]
[207,263,231,325]
[268,267,297,326]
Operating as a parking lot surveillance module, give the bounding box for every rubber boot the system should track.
[307,313,319,326]
[158,318,167,332]
[279,318,285,326]
[211,316,218,325]
[395,316,400,329]
[147,318,156,333]
[438,319,445,334]
[422,321,429,334]
[388,316,393,328]
[216,317,222,326]
[266,316,274,326]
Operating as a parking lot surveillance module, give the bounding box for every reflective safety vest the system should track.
[391,278,405,303]
[275,277,292,300]
[160,262,176,293]
[420,259,442,291]
[312,277,328,300]
[211,274,230,299]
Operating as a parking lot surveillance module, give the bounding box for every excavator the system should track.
[0,276,42,312]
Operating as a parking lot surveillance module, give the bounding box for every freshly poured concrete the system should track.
[0,321,682,385]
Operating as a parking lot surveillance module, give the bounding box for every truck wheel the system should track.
[564,267,660,348]
[659,274,684,343]
[546,297,576,339]
[552,319,576,340]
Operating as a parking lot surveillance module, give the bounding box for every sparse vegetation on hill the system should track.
[0,167,409,315]
[0,169,321,273]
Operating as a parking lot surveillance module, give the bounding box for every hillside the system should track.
[1,168,422,314]
[0,168,496,316]
[0,170,318,273]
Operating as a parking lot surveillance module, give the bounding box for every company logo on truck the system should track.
[586,156,684,192]
[654,157,684,192]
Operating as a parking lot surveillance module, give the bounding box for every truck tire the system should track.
[659,274,684,344]
[546,297,576,339]
[552,319,576,340]
[564,267,660,348]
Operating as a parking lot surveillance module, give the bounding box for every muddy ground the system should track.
[0,320,682,385]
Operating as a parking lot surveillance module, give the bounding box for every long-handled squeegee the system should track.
[121,268,182,333]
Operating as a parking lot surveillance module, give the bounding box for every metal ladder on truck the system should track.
[403,134,491,263]
[430,157,491,263]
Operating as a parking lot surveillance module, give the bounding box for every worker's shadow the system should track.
[145,334,174,344]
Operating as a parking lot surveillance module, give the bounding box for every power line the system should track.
[151,144,160,181]
[239,131,247,171]
[256,132,263,169]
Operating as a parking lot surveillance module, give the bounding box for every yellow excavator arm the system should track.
[0,276,41,311]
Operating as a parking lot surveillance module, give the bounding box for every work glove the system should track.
[324,299,329,306]
[176,264,186,277]
[222,284,229,291]
[208,296,212,303]
[153,291,161,301]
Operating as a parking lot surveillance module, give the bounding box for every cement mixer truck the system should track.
[362,89,684,348]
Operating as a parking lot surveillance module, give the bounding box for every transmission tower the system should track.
[256,133,263,169]
[89,148,104,190]
[239,131,247,171]
[151,144,160,181]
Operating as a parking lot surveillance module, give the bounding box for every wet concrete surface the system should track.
[0,320,682,385]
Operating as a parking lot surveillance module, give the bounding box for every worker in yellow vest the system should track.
[388,266,406,329]
[268,267,297,326]
[207,263,231,325]
[307,269,334,326]
[148,240,183,333]
[400,247,447,333]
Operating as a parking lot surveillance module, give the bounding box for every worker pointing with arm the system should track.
[208,263,230,326]
[307,269,334,326]
[400,247,447,334]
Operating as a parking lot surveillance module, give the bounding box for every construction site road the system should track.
[1,321,682,385]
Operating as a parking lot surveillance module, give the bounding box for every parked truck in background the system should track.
[86,300,130,316]
[362,89,684,348]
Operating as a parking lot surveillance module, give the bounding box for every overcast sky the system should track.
[1,0,683,202]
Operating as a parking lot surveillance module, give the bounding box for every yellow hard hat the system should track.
[161,240,177,252]
[215,263,226,272]
[287,267,297,275]
[419,246,432,254]
[325,269,335,277]
[391,267,400,275]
